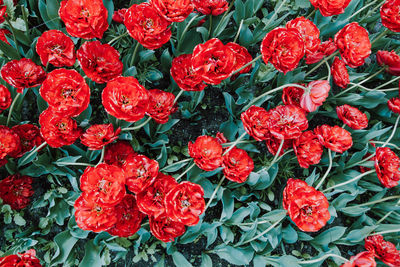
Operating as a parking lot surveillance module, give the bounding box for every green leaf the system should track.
[51,231,78,265]
[220,189,234,221]
[200,253,212,267]
[79,240,102,267]
[102,0,114,25]
[172,252,192,267]
[14,213,26,226]
[212,12,234,37]
[311,226,346,247]
[210,245,253,265]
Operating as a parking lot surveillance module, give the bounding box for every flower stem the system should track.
[177,14,200,51]
[370,141,400,150]
[348,0,379,20]
[299,253,348,265]
[130,42,140,67]
[97,147,105,166]
[343,195,400,210]
[173,90,184,105]
[242,83,308,111]
[176,162,196,181]
[108,32,129,45]
[238,215,286,246]
[5,16,21,58]
[208,15,213,37]
[19,141,47,166]
[223,132,247,156]
[322,169,375,193]
[122,117,152,132]
[230,54,262,77]
[375,76,400,90]
[233,19,244,43]
[266,139,285,171]
[371,29,390,45]
[305,9,316,20]
[6,93,20,126]
[316,149,332,190]
[369,229,400,236]
[263,0,288,30]
[222,140,257,147]
[382,116,400,147]
[160,158,191,172]
[204,176,225,211]
[325,61,331,83]
[376,200,400,224]
[305,51,339,77]
[58,162,95,167]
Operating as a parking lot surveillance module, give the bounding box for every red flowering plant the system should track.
[2,0,400,266]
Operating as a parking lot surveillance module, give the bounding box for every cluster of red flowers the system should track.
[74,140,205,242]
[0,174,34,210]
[0,249,42,266]
[170,38,252,92]
[188,133,254,183]
[0,124,45,166]
[283,179,330,232]
[341,235,400,267]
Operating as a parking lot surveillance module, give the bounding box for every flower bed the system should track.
[0,0,400,266]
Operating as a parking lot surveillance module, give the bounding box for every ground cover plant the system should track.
[0,0,400,266]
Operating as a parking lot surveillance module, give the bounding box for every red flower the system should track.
[268,104,308,140]
[381,0,400,32]
[165,181,205,226]
[36,30,76,67]
[0,84,11,111]
[286,17,320,54]
[332,57,350,88]
[170,54,207,91]
[10,124,45,158]
[74,194,118,233]
[188,135,223,171]
[365,235,400,267]
[1,58,46,93]
[40,69,90,117]
[107,195,145,237]
[336,104,368,130]
[293,131,323,169]
[0,174,33,210]
[241,106,270,141]
[282,85,305,109]
[306,38,337,64]
[147,89,177,124]
[0,126,20,160]
[81,124,121,150]
[309,0,351,16]
[112,8,127,24]
[377,50,400,76]
[341,251,376,267]
[0,28,11,45]
[261,27,305,74]
[374,147,400,188]
[149,216,186,242]
[39,108,82,148]
[192,0,228,15]
[226,42,253,77]
[124,3,171,50]
[136,172,178,218]
[283,178,330,232]
[314,125,353,153]
[80,163,126,207]
[265,135,293,156]
[300,80,330,113]
[334,22,371,68]
[0,1,6,24]
[123,154,159,194]
[0,249,42,267]
[388,97,400,114]
[216,132,228,144]
[222,147,254,183]
[102,76,150,122]
[192,38,237,85]
[151,0,194,22]
[104,140,137,167]
[59,0,109,39]
[77,41,123,84]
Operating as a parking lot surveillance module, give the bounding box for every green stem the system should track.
[382,116,400,147]
[122,117,152,132]
[305,51,339,77]
[316,150,332,190]
[305,9,316,20]
[208,15,213,37]
[222,140,257,147]
[371,29,390,45]
[263,0,288,30]
[19,142,47,166]
[204,176,225,211]
[325,61,331,83]
[223,132,247,156]
[5,16,21,58]
[238,215,286,246]
[58,162,95,167]
[177,14,200,51]
[6,93,20,126]
[348,0,379,20]
[265,139,285,171]
[97,147,105,166]
[242,83,307,111]
[376,199,400,224]
[176,162,196,180]
[130,42,140,67]
[322,169,375,193]
[231,54,262,77]
[370,141,400,150]
[108,32,129,45]
[299,254,348,265]
[369,229,400,236]
[160,158,191,172]
[233,19,244,43]
[375,76,400,90]
[173,90,184,105]
[342,195,400,210]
